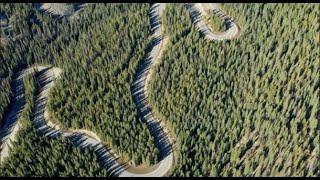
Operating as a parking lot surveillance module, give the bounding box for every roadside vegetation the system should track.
[150,3,319,176]
[0,73,108,177]
[0,3,319,177]
[0,3,157,174]
[207,13,226,32]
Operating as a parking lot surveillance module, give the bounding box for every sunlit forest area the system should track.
[0,3,319,177]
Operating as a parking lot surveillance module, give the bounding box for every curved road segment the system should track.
[0,3,240,177]
[35,3,87,19]
[187,3,240,41]
[0,66,49,162]
[128,3,173,177]
[0,3,173,177]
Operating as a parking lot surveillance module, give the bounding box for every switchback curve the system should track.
[187,3,240,41]
[0,3,173,177]
[1,3,241,177]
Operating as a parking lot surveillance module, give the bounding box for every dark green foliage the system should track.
[1,3,157,175]
[0,73,108,177]
[163,4,192,44]
[0,127,109,177]
[149,3,319,177]
[1,3,319,177]
[46,3,158,165]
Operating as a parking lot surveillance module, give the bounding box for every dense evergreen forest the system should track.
[1,3,319,177]
[149,3,319,176]
[0,73,108,176]
[1,7,159,166]
[1,3,157,176]
[45,3,159,165]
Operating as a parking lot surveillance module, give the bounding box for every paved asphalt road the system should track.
[1,3,240,176]
[1,3,173,177]
[188,3,240,41]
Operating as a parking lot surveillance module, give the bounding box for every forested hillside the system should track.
[0,73,108,176]
[149,3,319,176]
[0,3,319,177]
[1,3,158,175]
[45,3,159,165]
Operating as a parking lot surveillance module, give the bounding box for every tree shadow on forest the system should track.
[1,67,51,146]
[31,67,128,177]
[0,77,25,142]
[187,3,235,35]
[130,3,173,168]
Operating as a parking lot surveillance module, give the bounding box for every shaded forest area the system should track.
[1,3,157,175]
[0,73,108,176]
[0,3,319,177]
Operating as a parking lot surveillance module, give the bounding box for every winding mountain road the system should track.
[127,3,173,177]
[1,3,173,177]
[188,3,240,41]
[1,3,240,177]
[0,66,48,162]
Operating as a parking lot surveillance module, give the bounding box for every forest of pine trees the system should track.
[149,3,319,176]
[0,3,319,177]
[0,73,108,176]
[1,3,157,175]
